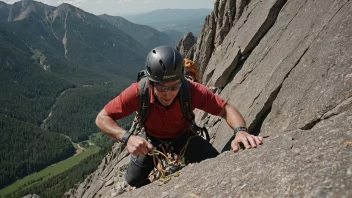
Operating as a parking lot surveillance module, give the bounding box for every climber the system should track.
[95,46,263,187]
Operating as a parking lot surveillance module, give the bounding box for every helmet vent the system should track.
[159,60,166,71]
[146,65,151,74]
[173,49,177,71]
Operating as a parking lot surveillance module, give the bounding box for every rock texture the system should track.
[175,32,197,60]
[67,0,352,197]
[210,0,352,151]
[203,0,287,89]
[194,0,249,81]
[119,115,352,197]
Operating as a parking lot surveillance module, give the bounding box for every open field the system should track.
[0,146,100,197]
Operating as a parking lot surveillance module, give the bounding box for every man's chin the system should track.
[161,102,172,106]
[160,100,172,106]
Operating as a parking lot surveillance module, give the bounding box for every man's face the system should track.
[152,79,182,106]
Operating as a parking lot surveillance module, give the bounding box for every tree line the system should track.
[5,139,115,198]
[0,114,75,189]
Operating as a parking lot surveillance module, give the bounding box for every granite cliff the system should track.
[65,0,352,197]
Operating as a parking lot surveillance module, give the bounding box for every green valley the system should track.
[0,0,142,195]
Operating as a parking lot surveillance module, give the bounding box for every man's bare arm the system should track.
[218,104,263,152]
[218,103,246,129]
[95,109,153,155]
[95,109,126,141]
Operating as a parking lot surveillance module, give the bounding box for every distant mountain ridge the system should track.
[123,8,212,36]
[0,0,147,190]
[0,0,151,138]
[0,0,55,21]
[0,0,150,125]
[0,0,211,195]
[99,14,174,48]
[123,8,212,24]
[0,0,148,81]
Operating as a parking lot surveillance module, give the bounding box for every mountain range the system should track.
[0,0,152,193]
[0,0,148,191]
[0,0,213,196]
[0,0,149,125]
[123,8,212,36]
[99,14,175,48]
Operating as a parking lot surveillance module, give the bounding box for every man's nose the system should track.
[164,90,171,97]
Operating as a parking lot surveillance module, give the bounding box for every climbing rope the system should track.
[147,135,196,185]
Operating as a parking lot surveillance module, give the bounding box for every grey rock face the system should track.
[175,32,197,59]
[194,0,249,81]
[67,0,352,197]
[213,0,235,47]
[203,0,287,89]
[212,0,352,150]
[260,0,352,136]
[119,112,352,198]
[193,7,216,81]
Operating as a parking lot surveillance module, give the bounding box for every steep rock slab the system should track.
[213,0,235,47]
[118,110,352,197]
[193,12,216,81]
[203,0,287,89]
[194,0,245,80]
[261,0,352,136]
[233,0,247,25]
[212,0,350,151]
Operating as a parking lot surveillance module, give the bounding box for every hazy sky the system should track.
[3,0,215,15]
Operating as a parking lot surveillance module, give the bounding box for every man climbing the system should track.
[95,46,263,188]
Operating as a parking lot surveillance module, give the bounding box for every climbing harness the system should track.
[147,134,197,185]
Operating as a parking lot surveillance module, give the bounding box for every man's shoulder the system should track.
[188,80,207,93]
[127,82,140,91]
[120,82,141,99]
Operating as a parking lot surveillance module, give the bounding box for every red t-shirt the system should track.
[104,81,227,139]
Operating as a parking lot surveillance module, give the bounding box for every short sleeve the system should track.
[190,81,227,115]
[104,82,140,120]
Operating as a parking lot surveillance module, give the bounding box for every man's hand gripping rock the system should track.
[231,131,263,152]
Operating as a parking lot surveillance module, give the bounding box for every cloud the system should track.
[117,0,132,4]
[143,0,155,3]
[97,0,109,4]
[2,0,18,4]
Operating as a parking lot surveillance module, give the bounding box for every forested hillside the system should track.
[0,33,75,125]
[0,0,145,193]
[43,81,132,142]
[0,114,75,189]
